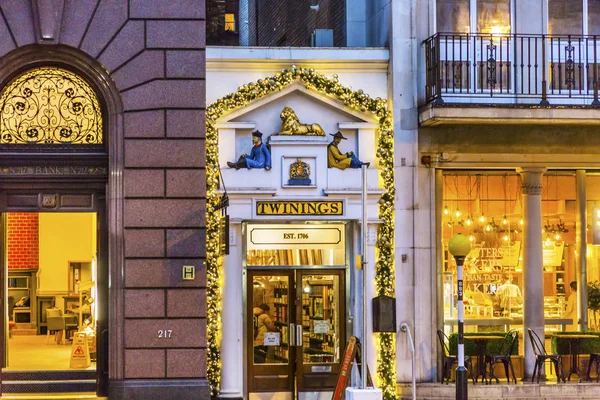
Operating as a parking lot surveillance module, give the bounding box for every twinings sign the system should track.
[256,200,343,216]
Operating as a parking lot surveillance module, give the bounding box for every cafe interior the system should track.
[441,172,600,382]
[7,212,97,371]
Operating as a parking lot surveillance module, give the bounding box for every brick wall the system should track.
[7,213,39,270]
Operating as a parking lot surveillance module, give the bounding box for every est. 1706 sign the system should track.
[256,200,343,216]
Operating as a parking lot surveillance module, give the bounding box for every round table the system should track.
[551,334,599,382]
[464,335,505,384]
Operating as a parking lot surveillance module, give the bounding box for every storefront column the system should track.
[219,223,243,399]
[517,167,546,379]
[576,170,588,330]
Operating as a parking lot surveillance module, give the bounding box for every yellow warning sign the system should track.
[70,332,90,368]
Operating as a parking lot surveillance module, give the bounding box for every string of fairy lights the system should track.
[206,66,396,400]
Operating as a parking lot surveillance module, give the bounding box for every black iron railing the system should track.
[424,33,600,105]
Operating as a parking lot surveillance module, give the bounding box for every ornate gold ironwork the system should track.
[0,67,102,144]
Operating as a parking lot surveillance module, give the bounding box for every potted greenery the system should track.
[588,281,600,330]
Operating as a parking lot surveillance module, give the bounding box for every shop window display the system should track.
[442,173,577,333]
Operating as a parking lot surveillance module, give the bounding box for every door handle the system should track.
[296,324,303,347]
[289,323,295,346]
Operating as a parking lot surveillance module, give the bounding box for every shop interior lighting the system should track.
[444,205,449,215]
[466,215,472,226]
[454,208,461,218]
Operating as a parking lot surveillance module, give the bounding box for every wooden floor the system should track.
[6,335,95,371]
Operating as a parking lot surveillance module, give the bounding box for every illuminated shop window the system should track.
[225,13,236,32]
[442,173,577,332]
[0,67,102,144]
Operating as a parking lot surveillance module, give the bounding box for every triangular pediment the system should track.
[217,81,377,125]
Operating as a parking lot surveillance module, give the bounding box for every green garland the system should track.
[206,66,396,399]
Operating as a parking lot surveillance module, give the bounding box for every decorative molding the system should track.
[215,122,256,129]
[517,167,547,195]
[338,122,379,129]
[32,0,65,44]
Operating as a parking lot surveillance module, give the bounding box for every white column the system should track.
[218,128,237,168]
[338,123,378,168]
[216,122,256,168]
[366,223,378,384]
[576,170,588,330]
[219,224,244,398]
[517,167,546,379]
[390,0,421,383]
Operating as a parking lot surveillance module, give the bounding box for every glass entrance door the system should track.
[296,270,344,392]
[247,270,345,396]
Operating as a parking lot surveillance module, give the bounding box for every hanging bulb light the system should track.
[485,224,492,232]
[455,208,461,218]
[519,218,524,226]
[503,234,510,241]
[466,215,473,226]
[469,234,475,242]
[443,205,449,215]
[545,236,552,247]
[555,233,561,241]
[502,215,508,225]
[479,214,487,223]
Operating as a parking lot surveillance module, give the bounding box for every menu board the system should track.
[543,241,565,267]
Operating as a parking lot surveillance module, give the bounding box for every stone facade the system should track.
[0,1,207,399]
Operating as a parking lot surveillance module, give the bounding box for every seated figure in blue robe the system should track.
[227,130,271,170]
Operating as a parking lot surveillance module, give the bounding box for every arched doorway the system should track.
[0,57,116,396]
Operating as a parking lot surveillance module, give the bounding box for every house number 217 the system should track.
[158,330,173,338]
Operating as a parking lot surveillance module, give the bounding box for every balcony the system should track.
[421,33,600,126]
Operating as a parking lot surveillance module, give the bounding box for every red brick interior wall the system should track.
[7,213,39,270]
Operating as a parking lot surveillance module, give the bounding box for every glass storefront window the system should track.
[586,175,600,330]
[442,173,577,333]
[548,0,583,35]
[437,0,470,33]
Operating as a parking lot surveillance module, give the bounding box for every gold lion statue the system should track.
[277,106,325,136]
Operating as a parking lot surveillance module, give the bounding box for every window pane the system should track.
[477,0,511,34]
[548,0,582,35]
[437,0,470,33]
[225,13,235,32]
[590,0,600,35]
[253,276,289,364]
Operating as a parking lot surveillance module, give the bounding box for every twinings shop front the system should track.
[208,63,390,400]
[441,172,600,337]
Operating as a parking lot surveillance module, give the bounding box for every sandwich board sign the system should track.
[70,332,91,368]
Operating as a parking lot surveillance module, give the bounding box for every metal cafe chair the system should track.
[485,329,518,384]
[527,328,565,383]
[586,353,600,382]
[437,330,474,384]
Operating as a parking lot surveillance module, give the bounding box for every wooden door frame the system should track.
[246,269,295,394]
[295,269,346,393]
[245,268,348,396]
